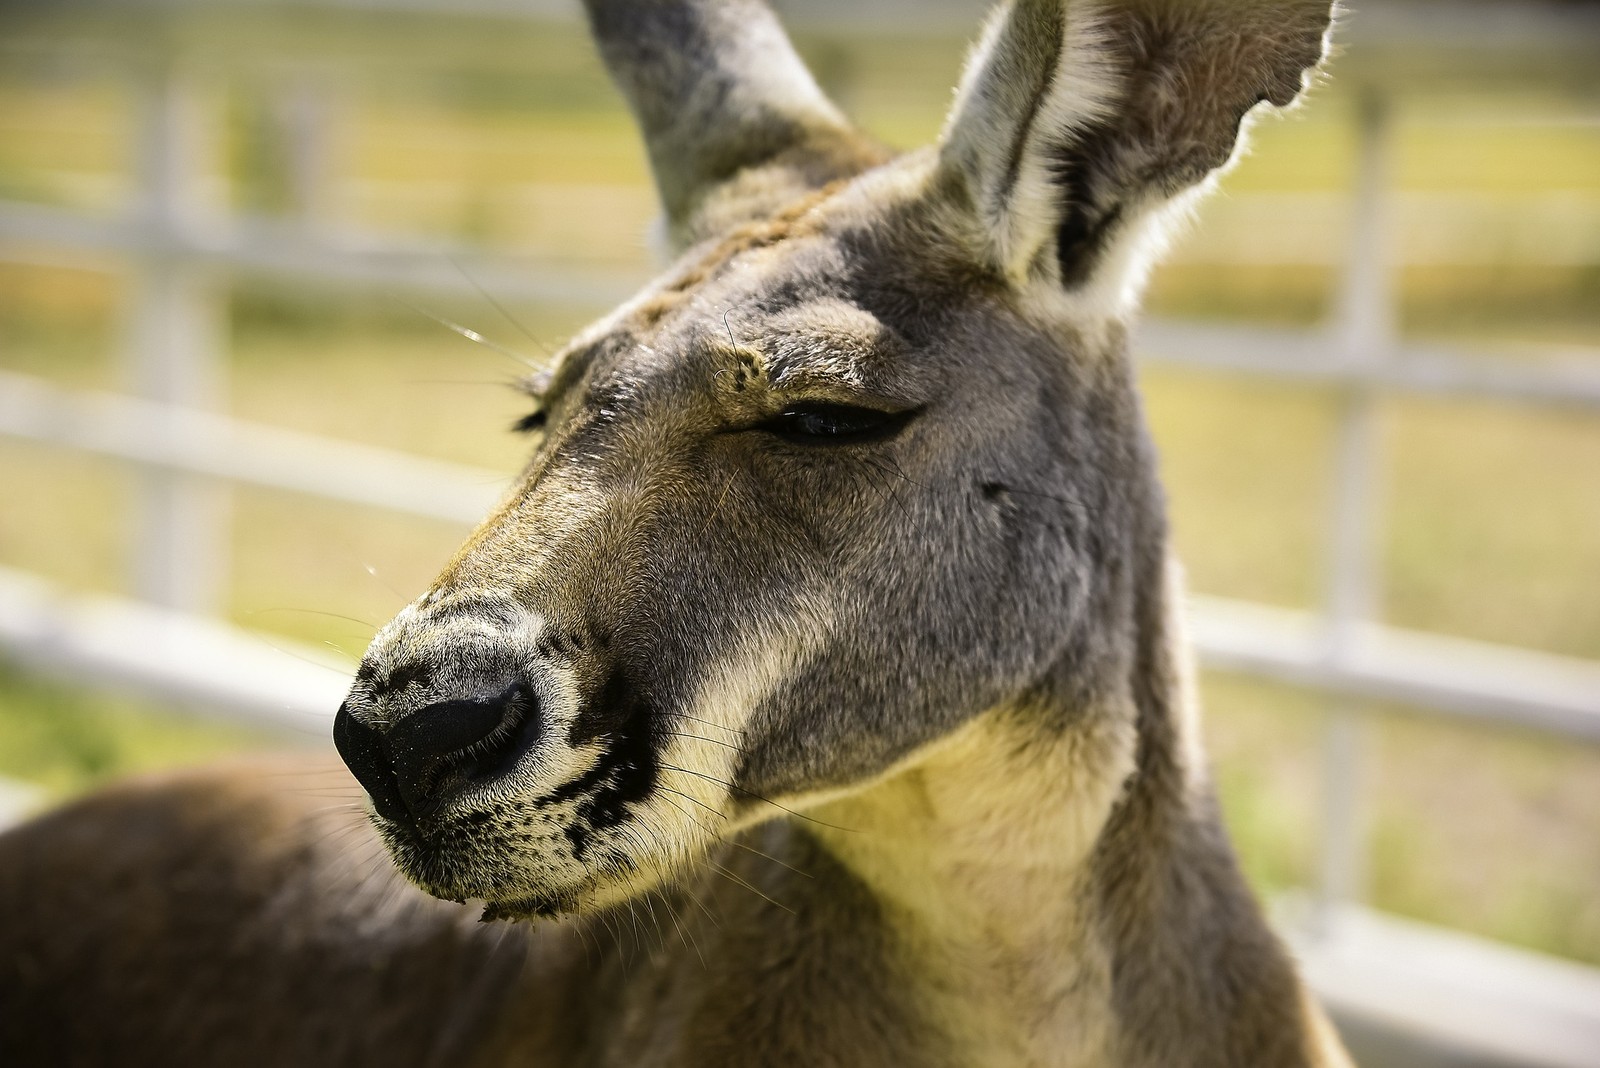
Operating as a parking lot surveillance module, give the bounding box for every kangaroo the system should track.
[1,1,1351,1065]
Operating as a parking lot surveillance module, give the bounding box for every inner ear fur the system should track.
[940,0,1336,296]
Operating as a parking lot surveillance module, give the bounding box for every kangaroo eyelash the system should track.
[512,409,547,434]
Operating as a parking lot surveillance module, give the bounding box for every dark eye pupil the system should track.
[762,403,915,445]
[795,408,863,436]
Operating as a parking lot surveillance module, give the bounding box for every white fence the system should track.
[2,3,1599,1065]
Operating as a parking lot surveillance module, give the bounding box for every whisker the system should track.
[357,559,409,603]
[697,474,736,538]
[710,860,795,916]
[658,784,725,819]
[640,799,725,932]
[642,887,669,950]
[246,606,380,632]
[661,729,742,753]
[653,783,812,880]
[683,889,722,931]
[657,763,860,833]
[403,301,541,370]
[1004,484,1082,508]
[657,869,706,967]
[244,632,356,679]
[398,378,516,389]
[451,257,553,355]
[857,456,945,546]
[676,714,745,738]
[624,898,651,957]
[571,911,600,966]
[596,909,625,970]
[876,454,934,494]
[725,834,813,880]
[854,458,912,522]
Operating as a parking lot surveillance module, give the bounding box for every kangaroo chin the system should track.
[1,2,1353,1065]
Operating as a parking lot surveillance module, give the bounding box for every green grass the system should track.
[0,661,287,806]
[1386,397,1600,657]
[0,22,1597,967]
[1205,671,1600,964]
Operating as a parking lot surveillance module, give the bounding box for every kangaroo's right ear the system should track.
[582,0,887,252]
[938,0,1335,312]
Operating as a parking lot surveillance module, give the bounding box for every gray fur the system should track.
[583,0,889,247]
[0,2,1350,1065]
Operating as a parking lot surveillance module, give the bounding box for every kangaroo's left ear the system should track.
[939,0,1335,306]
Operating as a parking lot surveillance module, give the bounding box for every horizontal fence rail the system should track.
[1134,320,1600,410]
[0,370,506,523]
[0,565,349,734]
[1283,902,1600,1068]
[6,196,1600,406]
[0,200,637,309]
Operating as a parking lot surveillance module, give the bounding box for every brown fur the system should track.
[0,761,572,1066]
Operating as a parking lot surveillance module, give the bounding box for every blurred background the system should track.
[0,0,1596,1063]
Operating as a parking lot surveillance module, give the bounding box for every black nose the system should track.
[333,682,540,826]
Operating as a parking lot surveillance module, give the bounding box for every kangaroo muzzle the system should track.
[335,597,562,832]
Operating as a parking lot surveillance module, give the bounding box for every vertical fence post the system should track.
[1316,91,1396,933]
[273,75,333,230]
[127,50,228,613]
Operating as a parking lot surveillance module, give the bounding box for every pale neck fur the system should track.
[806,700,1141,1068]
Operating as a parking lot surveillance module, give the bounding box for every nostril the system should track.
[385,683,541,818]
[333,702,412,828]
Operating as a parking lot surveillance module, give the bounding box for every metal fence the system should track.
[1,2,1598,1065]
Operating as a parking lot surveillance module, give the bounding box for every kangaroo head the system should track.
[334,0,1334,918]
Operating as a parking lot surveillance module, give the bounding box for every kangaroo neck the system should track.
[589,554,1331,1068]
[802,698,1140,1068]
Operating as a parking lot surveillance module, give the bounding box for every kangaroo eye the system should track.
[758,402,918,445]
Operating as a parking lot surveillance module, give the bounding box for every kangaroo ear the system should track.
[939,0,1335,304]
[583,0,887,251]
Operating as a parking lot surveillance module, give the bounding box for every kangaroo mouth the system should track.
[372,711,673,916]
[478,890,585,923]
